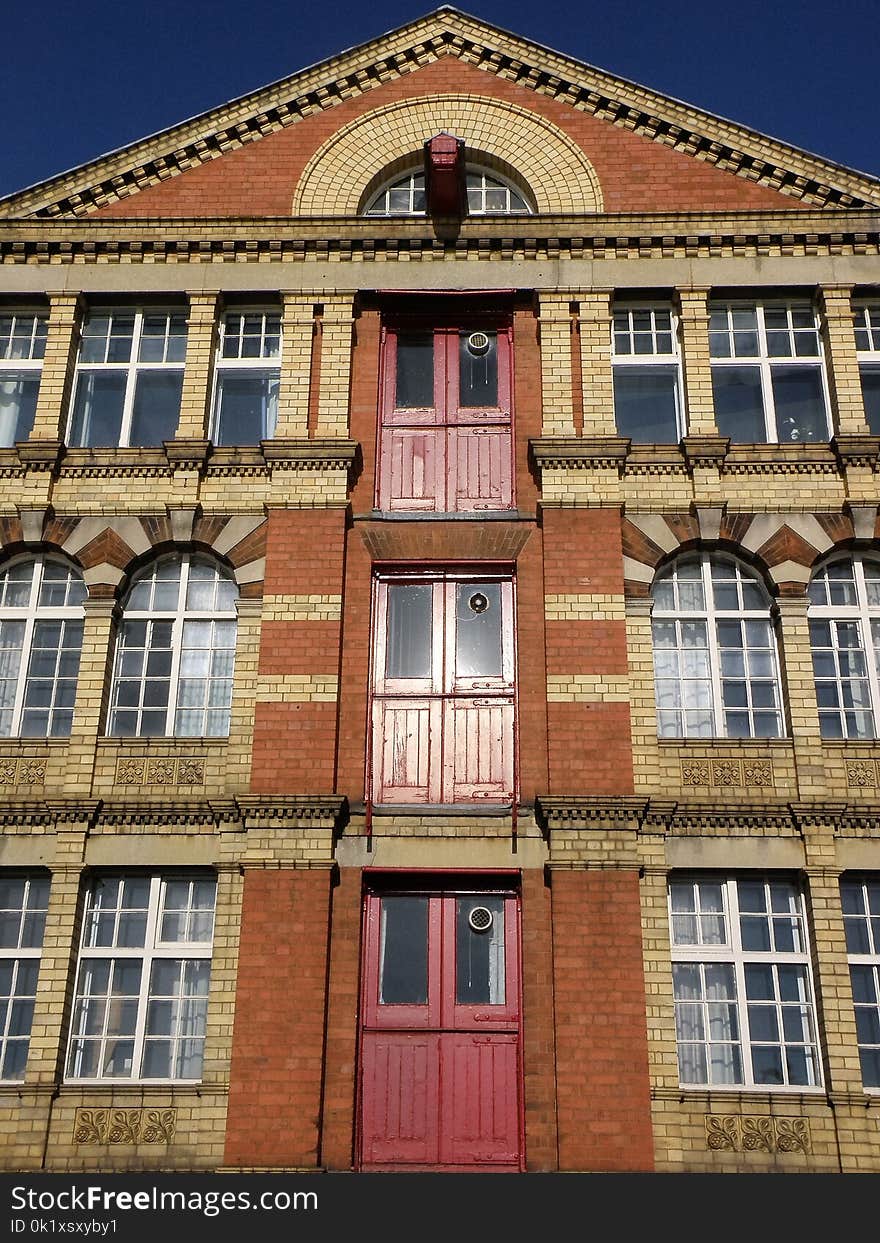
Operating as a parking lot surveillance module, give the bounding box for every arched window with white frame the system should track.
[108,554,238,738]
[651,554,784,738]
[0,556,86,737]
[807,554,880,738]
[363,164,533,217]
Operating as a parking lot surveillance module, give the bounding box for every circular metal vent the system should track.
[468,905,493,933]
[466,331,490,356]
[468,592,489,614]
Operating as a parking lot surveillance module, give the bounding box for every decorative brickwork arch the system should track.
[293,95,604,216]
[621,509,868,600]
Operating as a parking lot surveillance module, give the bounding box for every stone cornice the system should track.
[0,439,360,481]
[535,796,648,831]
[2,212,879,264]
[234,795,348,829]
[2,10,878,219]
[530,436,629,470]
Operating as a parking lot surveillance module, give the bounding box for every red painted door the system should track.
[359,888,522,1169]
[371,574,516,806]
[377,324,514,513]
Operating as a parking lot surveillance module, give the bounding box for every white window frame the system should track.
[841,875,880,1092]
[669,875,822,1092]
[0,555,86,738]
[853,300,880,435]
[66,874,215,1084]
[0,310,47,447]
[209,308,281,445]
[67,307,187,447]
[0,872,50,1082]
[807,554,880,739]
[708,300,832,443]
[651,554,785,739]
[108,553,238,739]
[363,164,533,217]
[611,303,685,441]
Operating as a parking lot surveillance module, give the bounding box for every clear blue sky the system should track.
[2,0,878,201]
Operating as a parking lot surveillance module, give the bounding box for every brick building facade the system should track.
[0,8,879,1172]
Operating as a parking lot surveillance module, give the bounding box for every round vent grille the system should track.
[468,905,493,933]
[466,331,491,356]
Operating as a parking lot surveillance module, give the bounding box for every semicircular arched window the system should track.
[363,164,533,217]
[0,556,86,737]
[651,554,783,738]
[808,553,880,738]
[109,554,238,738]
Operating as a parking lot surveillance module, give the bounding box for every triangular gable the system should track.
[2,6,878,220]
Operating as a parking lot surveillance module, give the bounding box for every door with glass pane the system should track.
[359,887,521,1168]
[377,324,513,513]
[371,574,516,805]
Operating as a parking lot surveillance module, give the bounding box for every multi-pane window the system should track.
[807,556,880,739]
[0,312,47,447]
[0,874,49,1081]
[612,305,683,442]
[853,303,880,435]
[378,320,513,512]
[108,555,238,738]
[371,571,515,804]
[68,309,187,447]
[364,166,531,216]
[669,876,821,1089]
[0,557,86,737]
[211,311,280,444]
[652,555,783,738]
[841,876,880,1089]
[66,874,215,1082]
[709,302,831,443]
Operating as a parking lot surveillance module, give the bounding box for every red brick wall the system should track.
[551,868,654,1171]
[224,868,333,1168]
[96,58,802,219]
[320,866,363,1168]
[543,508,634,795]
[521,869,557,1170]
[250,509,346,794]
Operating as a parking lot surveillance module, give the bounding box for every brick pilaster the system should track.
[29,292,82,443]
[821,285,869,434]
[677,288,717,434]
[538,295,575,435]
[175,292,219,439]
[273,292,316,438]
[578,291,615,435]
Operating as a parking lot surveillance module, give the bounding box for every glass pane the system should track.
[129,371,183,445]
[712,366,766,441]
[455,583,502,678]
[459,332,498,408]
[0,373,40,446]
[379,897,428,1005]
[456,897,505,1005]
[771,367,828,442]
[69,372,127,446]
[385,584,432,679]
[613,367,679,442]
[213,372,278,443]
[395,336,434,408]
[861,367,880,436]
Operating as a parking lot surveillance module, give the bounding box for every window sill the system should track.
[361,510,532,522]
[368,802,515,817]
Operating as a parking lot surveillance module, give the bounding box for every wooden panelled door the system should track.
[377,321,514,513]
[371,573,516,806]
[359,886,522,1169]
